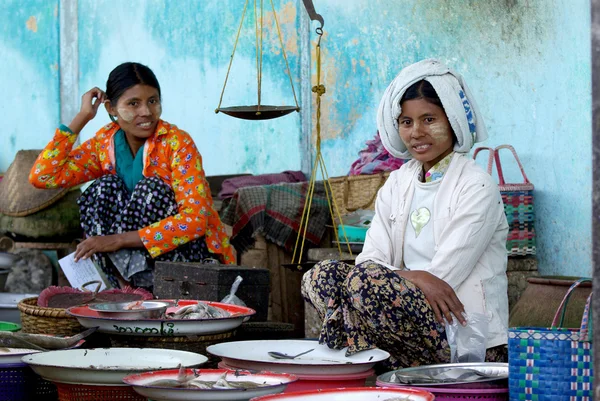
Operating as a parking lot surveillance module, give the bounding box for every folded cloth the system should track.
[349,131,406,175]
[220,181,329,253]
[377,58,488,159]
[218,171,307,200]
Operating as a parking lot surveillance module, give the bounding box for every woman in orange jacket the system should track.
[30,62,236,288]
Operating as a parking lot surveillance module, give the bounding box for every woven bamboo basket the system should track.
[17,297,84,336]
[328,172,391,216]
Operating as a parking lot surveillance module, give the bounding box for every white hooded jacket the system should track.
[356,153,510,348]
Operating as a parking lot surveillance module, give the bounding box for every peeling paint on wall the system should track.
[1,0,59,171]
[313,0,591,278]
[25,15,37,32]
[77,0,303,176]
[0,0,592,280]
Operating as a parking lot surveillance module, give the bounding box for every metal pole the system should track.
[591,0,600,397]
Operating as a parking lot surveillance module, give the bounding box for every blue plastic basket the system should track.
[508,279,593,401]
[0,362,57,401]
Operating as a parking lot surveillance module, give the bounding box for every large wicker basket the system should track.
[328,172,391,216]
[17,297,84,336]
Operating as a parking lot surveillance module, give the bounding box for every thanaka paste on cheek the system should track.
[429,122,451,143]
[117,107,135,123]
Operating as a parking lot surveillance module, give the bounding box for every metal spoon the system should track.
[267,348,315,360]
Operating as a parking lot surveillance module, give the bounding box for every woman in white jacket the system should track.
[302,59,509,369]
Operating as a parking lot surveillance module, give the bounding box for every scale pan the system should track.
[217,105,299,120]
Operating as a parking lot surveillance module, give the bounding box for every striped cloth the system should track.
[221,181,329,253]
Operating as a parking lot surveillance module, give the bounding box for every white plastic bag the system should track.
[220,275,247,307]
[444,312,490,363]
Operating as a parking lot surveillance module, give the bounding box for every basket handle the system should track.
[343,172,386,212]
[81,280,102,295]
[472,147,495,175]
[579,293,593,342]
[493,145,531,186]
[551,278,592,329]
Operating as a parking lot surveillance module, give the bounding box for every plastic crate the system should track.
[0,362,57,401]
[54,382,146,401]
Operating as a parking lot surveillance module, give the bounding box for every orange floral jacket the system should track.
[29,120,236,264]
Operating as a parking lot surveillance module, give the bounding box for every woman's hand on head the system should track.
[78,87,106,122]
[68,87,107,134]
[396,270,466,326]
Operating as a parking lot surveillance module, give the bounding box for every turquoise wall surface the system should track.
[1,0,592,277]
[312,0,591,277]
[0,0,59,171]
[77,0,303,175]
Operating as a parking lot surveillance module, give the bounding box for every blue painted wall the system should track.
[77,0,303,175]
[0,0,592,277]
[313,0,592,277]
[0,0,59,171]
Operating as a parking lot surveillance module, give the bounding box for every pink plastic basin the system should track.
[250,387,435,401]
[219,361,374,393]
[376,379,509,401]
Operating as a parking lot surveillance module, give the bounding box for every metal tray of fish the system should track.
[123,368,297,401]
[22,348,207,385]
[377,362,508,387]
[88,300,173,319]
[207,339,390,375]
[67,300,255,337]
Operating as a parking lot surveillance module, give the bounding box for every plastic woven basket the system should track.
[54,382,145,401]
[0,362,57,401]
[17,297,84,336]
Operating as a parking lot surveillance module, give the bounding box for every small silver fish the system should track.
[167,303,229,320]
[213,371,236,389]
[146,379,186,388]
[0,327,97,350]
[187,379,213,389]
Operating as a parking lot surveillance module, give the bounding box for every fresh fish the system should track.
[0,327,97,350]
[167,302,229,320]
[176,363,197,383]
[213,371,236,389]
[146,379,186,388]
[187,379,213,389]
[124,300,145,310]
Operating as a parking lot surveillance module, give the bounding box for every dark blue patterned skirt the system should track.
[77,175,215,288]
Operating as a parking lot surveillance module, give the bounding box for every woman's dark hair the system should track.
[400,80,443,108]
[106,62,161,105]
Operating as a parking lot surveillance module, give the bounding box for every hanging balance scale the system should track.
[217,0,351,267]
[216,0,324,120]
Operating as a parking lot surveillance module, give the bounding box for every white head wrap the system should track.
[376,58,488,159]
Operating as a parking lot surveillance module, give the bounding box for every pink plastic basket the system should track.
[218,361,373,392]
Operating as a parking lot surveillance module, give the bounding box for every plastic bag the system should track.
[334,209,375,227]
[444,312,490,363]
[220,275,247,307]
